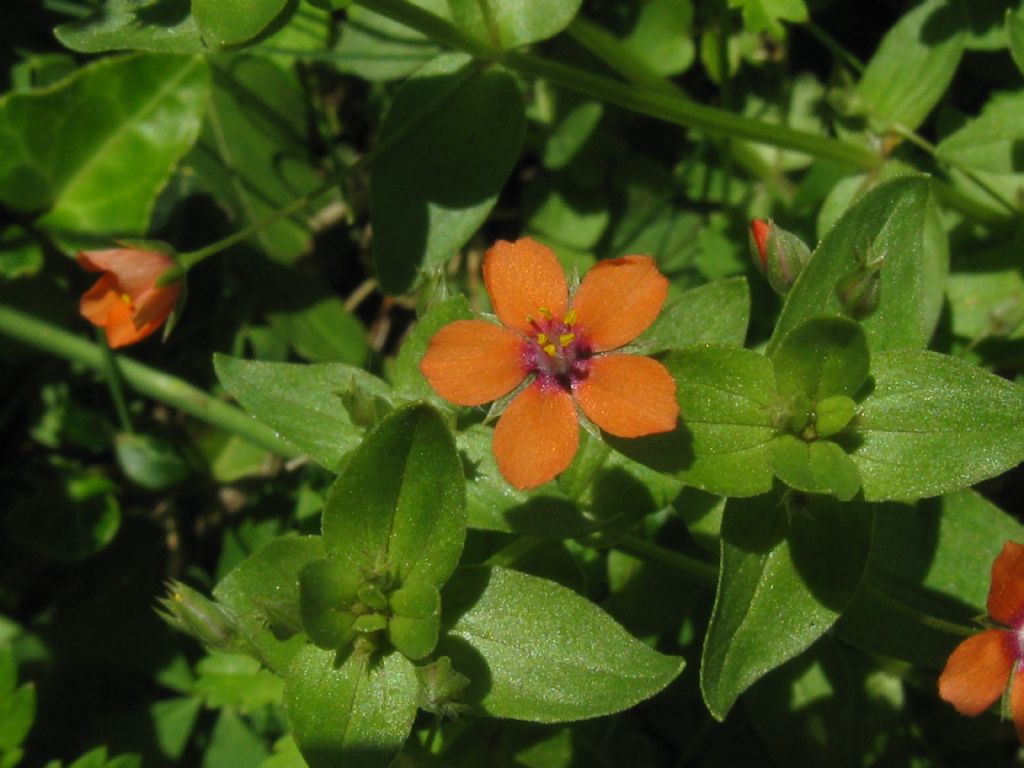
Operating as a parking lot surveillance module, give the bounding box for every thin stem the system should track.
[158,179,339,285]
[861,581,977,638]
[354,0,883,170]
[0,305,301,459]
[97,329,134,433]
[614,536,718,588]
[485,535,544,568]
[805,21,864,74]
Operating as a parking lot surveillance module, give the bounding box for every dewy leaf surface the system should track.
[213,355,392,470]
[446,0,582,49]
[322,405,466,589]
[193,0,293,47]
[372,54,524,293]
[0,53,208,239]
[439,566,684,721]
[640,276,750,352]
[701,493,871,719]
[285,645,418,768]
[55,0,207,53]
[850,350,1024,500]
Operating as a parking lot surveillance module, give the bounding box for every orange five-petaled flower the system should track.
[939,541,1024,742]
[420,237,679,490]
[78,248,182,348]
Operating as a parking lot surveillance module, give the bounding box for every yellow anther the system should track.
[559,333,575,347]
[538,307,553,320]
[120,293,133,305]
[564,309,577,326]
[536,333,548,345]
[543,343,557,358]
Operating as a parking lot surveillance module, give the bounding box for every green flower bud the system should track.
[416,656,470,718]
[357,583,389,613]
[158,581,238,651]
[837,268,881,320]
[815,395,857,438]
[749,218,812,295]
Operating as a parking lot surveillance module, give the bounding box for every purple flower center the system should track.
[521,308,592,392]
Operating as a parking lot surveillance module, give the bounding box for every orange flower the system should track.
[939,541,1024,742]
[420,238,678,490]
[78,248,182,348]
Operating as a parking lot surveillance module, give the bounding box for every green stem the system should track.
[805,21,865,74]
[97,329,134,434]
[485,535,544,568]
[614,536,719,588]
[860,581,977,638]
[0,305,300,459]
[354,0,882,170]
[157,179,339,286]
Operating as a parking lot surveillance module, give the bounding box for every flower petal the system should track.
[574,354,678,438]
[105,311,162,348]
[79,274,124,325]
[77,249,174,297]
[1012,664,1024,744]
[988,541,1024,626]
[483,238,568,334]
[133,284,181,328]
[420,320,526,406]
[938,629,1015,716]
[492,383,578,489]
[571,255,668,351]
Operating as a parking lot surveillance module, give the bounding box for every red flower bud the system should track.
[748,219,812,295]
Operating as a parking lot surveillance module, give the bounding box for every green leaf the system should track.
[333,3,444,81]
[372,54,525,294]
[55,0,206,54]
[838,490,1024,668]
[447,0,582,49]
[850,350,1024,500]
[285,645,418,768]
[0,226,43,280]
[772,317,869,401]
[729,0,807,38]
[440,566,684,721]
[193,651,284,712]
[114,433,190,491]
[0,53,208,240]
[322,405,466,589]
[618,0,695,76]
[0,648,34,753]
[700,493,872,719]
[267,293,368,365]
[214,536,326,672]
[936,90,1024,174]
[770,176,933,354]
[149,696,201,761]
[188,55,325,263]
[193,0,293,47]
[856,0,966,131]
[1010,8,1024,76]
[640,277,750,352]
[769,435,861,501]
[214,355,391,471]
[614,346,776,497]
[203,709,269,768]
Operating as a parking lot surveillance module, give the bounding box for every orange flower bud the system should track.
[78,247,182,348]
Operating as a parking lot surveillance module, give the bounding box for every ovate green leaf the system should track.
[372,54,525,294]
[440,567,684,721]
[701,493,872,718]
[851,350,1024,500]
[0,54,208,240]
[322,405,466,589]
[285,646,418,768]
